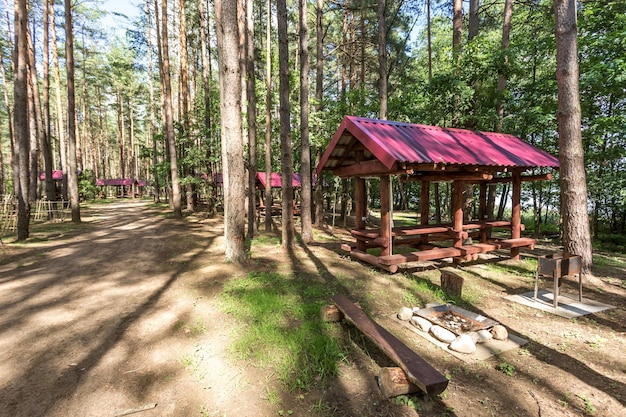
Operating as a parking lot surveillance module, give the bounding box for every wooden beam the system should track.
[487,173,553,184]
[401,172,493,182]
[333,160,398,177]
[348,249,398,273]
[331,295,449,396]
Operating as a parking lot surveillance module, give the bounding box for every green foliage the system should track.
[496,361,516,377]
[78,170,99,201]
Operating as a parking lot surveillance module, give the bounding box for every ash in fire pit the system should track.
[416,304,498,335]
[430,311,481,333]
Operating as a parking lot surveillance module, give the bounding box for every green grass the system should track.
[593,253,626,268]
[220,271,348,391]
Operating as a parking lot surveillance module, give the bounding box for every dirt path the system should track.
[0,201,272,417]
[2,201,626,417]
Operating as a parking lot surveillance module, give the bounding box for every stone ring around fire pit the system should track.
[397,304,509,355]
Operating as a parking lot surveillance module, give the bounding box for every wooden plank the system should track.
[333,160,399,177]
[379,243,502,265]
[331,295,448,396]
[491,237,536,250]
[401,172,493,182]
[487,173,553,184]
[349,249,398,273]
[351,229,382,239]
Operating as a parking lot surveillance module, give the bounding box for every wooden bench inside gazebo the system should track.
[316,116,560,273]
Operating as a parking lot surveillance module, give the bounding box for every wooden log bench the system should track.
[375,238,536,266]
[330,294,449,397]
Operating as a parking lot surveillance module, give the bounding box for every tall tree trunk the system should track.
[65,0,81,222]
[378,0,388,119]
[14,0,30,240]
[0,56,14,197]
[179,0,194,211]
[488,0,514,222]
[50,0,67,200]
[116,90,125,178]
[26,31,40,202]
[299,0,312,242]
[452,0,462,127]
[264,0,273,231]
[554,0,592,274]
[161,0,182,218]
[199,0,213,213]
[496,0,513,132]
[466,0,479,131]
[313,0,325,227]
[246,0,257,237]
[215,0,247,262]
[277,0,294,248]
[427,0,432,82]
[146,0,160,202]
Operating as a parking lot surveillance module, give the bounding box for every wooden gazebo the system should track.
[316,116,560,273]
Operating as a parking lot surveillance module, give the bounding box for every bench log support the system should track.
[331,294,449,396]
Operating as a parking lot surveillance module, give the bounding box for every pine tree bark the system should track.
[14,0,30,240]
[299,0,313,242]
[65,0,81,222]
[146,0,160,202]
[215,0,247,262]
[160,0,182,218]
[264,0,272,232]
[313,0,325,227]
[26,31,41,202]
[0,56,14,197]
[50,0,67,200]
[246,0,257,238]
[277,0,294,248]
[378,0,387,120]
[178,0,194,211]
[42,0,54,203]
[554,0,592,274]
[452,0,463,127]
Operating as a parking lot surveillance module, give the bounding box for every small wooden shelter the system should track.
[316,116,560,273]
[255,172,303,217]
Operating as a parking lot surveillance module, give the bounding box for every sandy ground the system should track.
[1,200,625,417]
[0,201,275,417]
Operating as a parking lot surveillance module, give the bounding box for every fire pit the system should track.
[416,304,498,335]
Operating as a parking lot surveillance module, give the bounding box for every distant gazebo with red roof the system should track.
[316,116,560,273]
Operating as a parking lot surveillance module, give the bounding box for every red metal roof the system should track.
[317,116,559,174]
[256,172,302,188]
[96,178,138,186]
[39,170,64,181]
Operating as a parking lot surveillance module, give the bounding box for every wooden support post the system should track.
[379,367,420,398]
[511,170,522,260]
[452,180,464,248]
[380,175,391,257]
[355,177,366,251]
[420,180,430,245]
[479,182,488,242]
